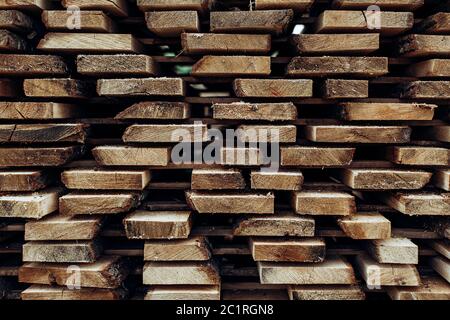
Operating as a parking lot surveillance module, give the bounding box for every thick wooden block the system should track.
[213,102,297,121]
[191,169,245,190]
[23,241,102,263]
[0,10,33,33]
[407,59,450,78]
[250,238,326,262]
[367,238,418,264]
[0,54,67,76]
[42,10,116,32]
[289,285,365,300]
[337,213,391,240]
[0,146,81,167]
[355,254,420,286]
[383,192,450,216]
[258,256,356,285]
[251,171,303,190]
[402,81,450,99]
[145,11,199,37]
[332,0,423,10]
[186,191,275,214]
[322,79,368,99]
[388,277,450,300]
[19,256,126,289]
[434,170,450,191]
[145,286,220,301]
[61,0,128,17]
[21,285,126,300]
[281,146,355,167]
[191,56,270,77]
[234,214,315,237]
[255,0,313,10]
[25,215,102,241]
[62,169,150,190]
[292,34,379,54]
[339,102,436,121]
[144,237,210,261]
[115,101,190,119]
[123,124,207,143]
[0,30,27,51]
[400,35,450,57]
[124,210,192,240]
[210,10,294,35]
[0,79,19,97]
[339,168,432,190]
[0,102,79,119]
[97,78,184,97]
[137,0,210,12]
[305,125,411,143]
[92,146,170,166]
[234,79,312,98]
[386,146,449,166]
[237,125,296,143]
[287,57,388,77]
[24,78,92,98]
[0,188,60,219]
[77,55,156,76]
[292,191,355,216]
[143,262,220,285]
[417,12,450,34]
[0,170,49,191]
[0,124,86,143]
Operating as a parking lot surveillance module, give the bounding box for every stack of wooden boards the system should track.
[0,0,449,300]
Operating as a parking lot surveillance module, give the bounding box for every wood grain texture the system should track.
[0,124,87,143]
[0,54,67,76]
[24,78,93,98]
[143,262,220,285]
[213,102,297,121]
[406,59,450,77]
[383,192,450,216]
[367,238,418,264]
[281,146,355,167]
[92,146,170,166]
[337,213,391,239]
[0,170,49,191]
[0,146,82,167]
[77,55,156,76]
[0,188,60,219]
[416,12,450,34]
[0,102,79,119]
[322,79,368,99]
[22,241,102,263]
[21,285,126,300]
[191,169,245,190]
[97,78,184,96]
[234,79,312,98]
[292,191,356,216]
[236,125,296,143]
[339,102,436,121]
[115,102,190,119]
[251,171,303,190]
[400,35,450,57]
[191,56,271,77]
[145,11,199,37]
[42,10,116,32]
[122,124,207,143]
[289,285,365,300]
[401,81,450,99]
[61,0,128,17]
[386,146,449,166]
[0,10,33,33]
[292,34,379,54]
[145,286,220,300]
[144,236,210,261]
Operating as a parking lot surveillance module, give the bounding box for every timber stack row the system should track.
[0,0,449,300]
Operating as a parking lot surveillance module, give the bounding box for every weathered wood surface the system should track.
[0,188,60,219]
[115,102,190,119]
[22,241,102,263]
[92,146,171,166]
[322,79,368,99]
[386,146,449,166]
[250,171,303,190]
[0,10,33,33]
[331,0,423,10]
[137,0,210,12]
[401,81,450,99]
[220,147,264,167]
[191,56,271,77]
[417,12,450,34]
[281,147,355,167]
[292,34,379,54]
[0,124,87,143]
[144,236,210,261]
[213,102,297,121]
[407,59,450,77]
[24,78,93,98]
[0,54,67,76]
[0,146,82,167]
[383,192,450,216]
[339,102,436,121]
[434,170,450,191]
[145,11,198,37]
[234,79,312,98]
[42,10,116,32]
[367,238,418,264]
[145,286,220,301]
[143,262,220,285]
[0,170,49,191]
[191,169,245,190]
[289,285,365,300]
[236,125,297,143]
[97,78,184,96]
[337,213,391,239]
[388,277,450,300]
[0,29,27,51]
[292,191,355,216]
[123,124,207,143]
[61,0,129,17]
[400,35,450,57]
[77,55,156,76]
[0,102,79,119]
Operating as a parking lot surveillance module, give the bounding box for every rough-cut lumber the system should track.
[281,146,355,167]
[292,191,355,216]
[92,146,170,166]
[77,55,156,76]
[417,12,450,34]
[0,54,67,76]
[137,0,210,12]
[0,170,49,191]
[339,102,436,121]
[316,10,413,36]
[116,102,190,120]
[61,0,128,17]
[186,191,275,214]
[0,146,81,167]
[383,192,450,216]
[220,147,262,166]
[21,285,126,300]
[210,10,294,35]
[124,210,192,240]
[250,237,325,262]
[292,34,379,54]
[191,169,245,190]
[62,169,150,190]
[386,146,449,166]
[22,241,102,263]
[145,11,199,37]
[213,102,297,121]
[401,81,450,99]
[237,125,296,143]
[258,256,356,285]
[0,124,87,143]
[234,79,312,98]
[123,124,207,143]
[305,125,411,143]
[143,262,220,285]
[42,10,116,32]
[97,77,184,97]
[287,57,388,77]
[406,59,450,77]
[322,79,368,99]
[23,78,92,98]
[145,286,220,301]
[400,35,450,57]
[38,33,141,53]
[434,170,450,191]
[255,0,313,10]
[355,254,420,286]
[59,192,141,215]
[388,277,450,300]
[182,33,271,54]
[144,236,210,261]
[339,168,432,190]
[367,238,418,264]
[429,240,450,259]
[0,102,79,119]
[191,56,270,77]
[289,285,365,300]
[251,171,303,190]
[19,256,126,289]
[0,0,54,11]
[0,188,60,219]
[337,213,391,240]
[0,30,26,51]
[332,0,423,10]
[0,10,33,33]
[233,214,315,237]
[0,79,19,97]
[25,215,102,241]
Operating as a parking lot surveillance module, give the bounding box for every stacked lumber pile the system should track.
[0,0,449,300]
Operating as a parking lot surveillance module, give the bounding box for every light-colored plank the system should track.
[386,146,449,166]
[367,238,418,264]
[0,170,49,191]
[339,102,436,121]
[406,59,450,77]
[281,146,355,167]
[400,35,450,57]
[77,55,156,76]
[61,0,128,17]
[0,146,81,167]
[97,77,184,96]
[383,192,450,216]
[92,146,170,166]
[288,285,365,300]
[292,191,355,216]
[42,10,116,32]
[23,78,92,98]
[0,188,60,219]
[191,169,245,190]
[0,54,67,76]
[115,101,190,119]
[292,34,379,54]
[145,11,199,37]
[0,0,54,11]
[23,241,102,263]
[143,262,220,285]
[21,285,125,300]
[322,79,368,99]
[122,124,207,143]
[144,236,210,261]
[0,124,86,143]
[191,56,270,77]
[213,102,297,121]
[220,147,262,166]
[234,79,312,98]
[145,286,220,300]
[251,171,303,190]
[0,102,78,119]
[388,277,450,300]
[337,213,391,239]
[236,125,296,143]
[401,81,450,99]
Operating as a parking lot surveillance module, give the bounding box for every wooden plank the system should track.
[61,0,128,17]
[287,57,388,77]
[406,59,450,77]
[316,10,413,36]
[339,102,436,121]
[288,285,365,300]
[332,0,423,10]
[92,146,170,166]
[115,101,190,119]
[322,79,368,99]
[367,238,418,264]
[305,125,411,143]
[0,30,26,51]
[0,188,60,219]
[281,147,355,167]
[400,35,450,57]
[338,213,391,239]
[0,102,79,119]
[210,10,294,35]
[25,215,102,241]
[62,169,151,190]
[258,256,356,285]
[292,191,355,216]
[429,240,450,259]
[356,253,420,286]
[250,237,326,262]
[59,192,142,215]
[434,170,450,191]
[144,236,210,261]
[339,168,432,190]
[23,78,92,98]
[21,285,126,300]
[191,169,245,190]
[237,125,296,143]
[0,0,54,11]
[0,54,67,76]
[19,256,126,289]
[427,126,450,143]
[123,210,192,240]
[182,33,271,54]
[191,56,270,77]
[186,191,275,214]
[213,102,297,121]
[255,0,313,10]
[0,79,19,97]
[143,262,220,285]
[234,79,312,98]
[292,34,379,54]
[386,146,449,166]
[42,10,116,32]
[0,146,81,167]
[97,77,184,97]
[383,192,450,216]
[0,10,33,33]
[0,170,49,191]
[38,33,141,53]
[22,241,102,263]
[417,12,450,34]
[145,286,220,300]
[136,0,210,12]
[0,124,87,143]
[122,124,207,143]
[250,171,303,190]
[145,11,199,37]
[401,81,450,99]
[77,55,156,76]
[388,276,450,300]
[221,147,262,166]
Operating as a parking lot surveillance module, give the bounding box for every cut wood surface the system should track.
[21,285,126,300]
[0,29,27,51]
[292,191,355,216]
[237,125,297,143]
[417,12,450,34]
[401,81,450,99]
[23,78,93,98]
[339,102,436,121]
[0,10,33,33]
[0,188,60,219]
[22,241,102,263]
[122,124,207,143]
[386,146,449,166]
[213,102,297,121]
[115,102,190,119]
[145,286,220,301]
[92,146,171,166]
[0,102,79,119]
[191,56,271,77]
[388,277,450,300]
[137,0,210,12]
[337,213,391,239]
[42,10,116,32]
[234,79,312,98]
[123,210,192,239]
[143,262,220,285]
[331,0,423,10]
[383,192,450,216]
[406,59,450,77]
[0,146,82,167]
[289,285,365,300]
[400,35,450,57]
[0,170,49,191]
[97,77,184,96]
[322,79,368,99]
[61,0,128,17]
[281,147,355,167]
[144,236,210,261]
[145,11,199,37]
[0,54,67,76]
[434,170,450,191]
[0,124,87,143]
[250,171,303,190]
[367,238,418,264]
[292,34,379,54]
[220,147,263,166]
[191,169,245,190]
[77,55,156,76]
